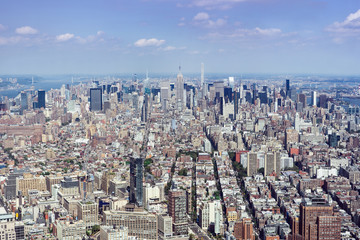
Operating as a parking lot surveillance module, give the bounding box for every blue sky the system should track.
[0,0,359,75]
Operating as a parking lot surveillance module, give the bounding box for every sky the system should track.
[0,0,359,75]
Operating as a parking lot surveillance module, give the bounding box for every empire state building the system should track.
[176,66,184,110]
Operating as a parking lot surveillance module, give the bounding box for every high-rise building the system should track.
[168,189,188,235]
[311,91,317,107]
[286,79,290,97]
[38,90,46,109]
[176,67,184,110]
[318,94,328,108]
[129,158,143,207]
[20,92,28,114]
[90,88,102,111]
[247,152,258,176]
[299,198,340,240]
[201,63,204,87]
[298,93,306,107]
[265,152,281,176]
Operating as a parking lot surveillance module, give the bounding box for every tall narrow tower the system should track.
[176,66,184,110]
[201,63,204,87]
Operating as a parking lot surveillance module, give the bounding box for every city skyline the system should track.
[0,0,359,75]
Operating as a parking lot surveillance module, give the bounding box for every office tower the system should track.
[135,158,143,207]
[286,79,290,96]
[299,198,340,240]
[234,91,239,118]
[233,218,255,240]
[20,92,28,114]
[168,189,188,235]
[129,160,136,204]
[259,92,268,104]
[311,91,317,107]
[90,88,102,111]
[228,76,235,88]
[298,93,306,107]
[224,87,233,102]
[176,67,184,110]
[318,94,328,108]
[296,102,303,113]
[132,92,139,111]
[103,209,158,239]
[295,113,300,132]
[214,81,224,101]
[160,87,169,103]
[201,63,204,87]
[141,95,149,122]
[129,158,143,207]
[290,88,297,102]
[38,90,45,109]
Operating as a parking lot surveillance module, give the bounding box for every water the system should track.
[343,98,360,107]
[0,76,82,98]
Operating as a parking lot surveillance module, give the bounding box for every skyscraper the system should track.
[286,79,290,97]
[176,67,184,110]
[38,90,45,109]
[201,63,204,87]
[168,189,188,235]
[129,158,143,207]
[311,91,317,107]
[90,88,102,111]
[135,158,143,207]
[20,92,28,114]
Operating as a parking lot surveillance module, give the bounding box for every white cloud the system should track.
[194,12,210,21]
[326,9,360,36]
[159,46,186,51]
[15,26,38,35]
[0,24,5,31]
[134,38,165,47]
[255,27,282,36]
[56,33,75,42]
[75,31,105,44]
[188,0,247,9]
[193,12,226,28]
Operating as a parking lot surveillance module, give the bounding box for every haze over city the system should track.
[0,0,360,75]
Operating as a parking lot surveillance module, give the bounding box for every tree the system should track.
[178,168,188,176]
[257,167,264,175]
[91,225,100,234]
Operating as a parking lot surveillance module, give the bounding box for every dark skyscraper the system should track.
[38,90,45,109]
[129,160,136,204]
[129,158,144,207]
[286,79,290,97]
[90,88,102,111]
[135,158,143,207]
[20,92,28,114]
